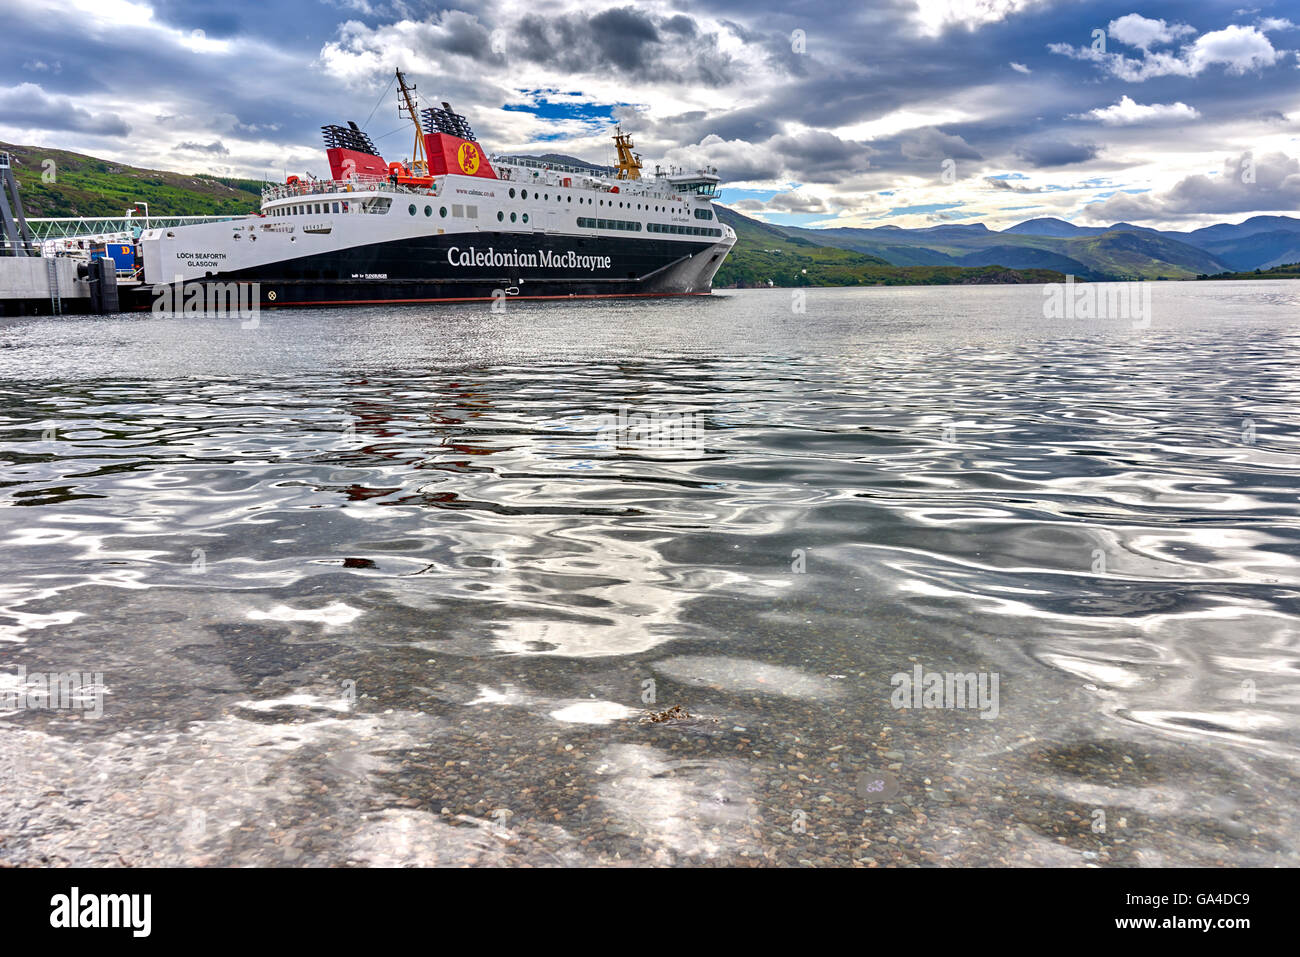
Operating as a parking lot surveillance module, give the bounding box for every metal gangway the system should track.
[24,215,246,243]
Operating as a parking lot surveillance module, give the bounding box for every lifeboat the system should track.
[387,161,436,189]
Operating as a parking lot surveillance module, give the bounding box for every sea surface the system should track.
[1,281,1298,867]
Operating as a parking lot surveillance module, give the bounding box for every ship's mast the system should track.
[613,126,642,180]
[395,69,428,176]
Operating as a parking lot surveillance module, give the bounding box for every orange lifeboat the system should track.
[387,161,435,189]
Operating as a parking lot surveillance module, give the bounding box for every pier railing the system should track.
[25,216,242,243]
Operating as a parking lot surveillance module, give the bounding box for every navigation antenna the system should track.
[613,126,642,180]
[394,69,428,176]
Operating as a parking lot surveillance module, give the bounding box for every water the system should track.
[1,282,1298,866]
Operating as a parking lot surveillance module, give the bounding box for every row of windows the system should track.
[647,222,723,237]
[407,203,480,219]
[270,199,719,238]
[271,199,389,216]
[506,185,692,214]
[577,217,641,232]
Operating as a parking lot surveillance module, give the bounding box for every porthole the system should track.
[440,206,448,217]
[497,210,504,222]
[424,205,432,217]
[408,204,416,215]
[521,189,528,200]
[522,213,529,223]
[509,188,516,199]
[510,212,517,222]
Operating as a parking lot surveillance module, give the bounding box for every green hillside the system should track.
[0,142,263,217]
[714,206,1065,286]
[1065,231,1225,280]
[1196,262,1300,280]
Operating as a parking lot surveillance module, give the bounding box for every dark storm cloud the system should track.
[0,83,130,136]
[900,128,982,161]
[663,15,699,38]
[1014,140,1102,168]
[769,131,872,182]
[508,6,739,87]
[174,140,230,155]
[985,177,1043,193]
[431,9,502,61]
[145,3,244,39]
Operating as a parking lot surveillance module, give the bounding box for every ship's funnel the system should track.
[420,103,497,179]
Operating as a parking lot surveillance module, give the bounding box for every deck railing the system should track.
[260,177,439,203]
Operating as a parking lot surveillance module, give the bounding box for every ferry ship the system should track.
[131,71,735,308]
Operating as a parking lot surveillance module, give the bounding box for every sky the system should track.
[2,0,1298,230]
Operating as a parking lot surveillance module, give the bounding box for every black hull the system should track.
[122,277,711,311]
[129,230,726,310]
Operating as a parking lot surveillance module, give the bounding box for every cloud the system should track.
[1014,140,1101,167]
[984,177,1043,193]
[1108,14,1196,51]
[507,6,740,87]
[768,131,872,182]
[1079,95,1200,125]
[1009,62,1031,73]
[734,191,830,214]
[1258,17,1294,32]
[900,126,981,161]
[175,140,229,154]
[662,135,783,184]
[911,0,1048,37]
[319,10,504,82]
[1081,151,1300,220]
[1189,24,1285,73]
[1050,23,1284,80]
[0,82,129,136]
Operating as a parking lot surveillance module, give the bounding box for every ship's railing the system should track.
[261,176,439,202]
[492,155,613,178]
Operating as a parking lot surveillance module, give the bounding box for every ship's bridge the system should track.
[659,167,720,197]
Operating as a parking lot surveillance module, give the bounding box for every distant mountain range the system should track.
[729,209,1300,280]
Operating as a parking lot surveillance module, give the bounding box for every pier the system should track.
[0,150,237,316]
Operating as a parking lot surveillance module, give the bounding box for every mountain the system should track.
[1183,215,1300,244]
[1172,217,1300,271]
[1002,217,1087,237]
[955,244,1098,278]
[1067,230,1226,279]
[777,216,1236,280]
[713,206,1065,287]
[0,141,263,217]
[509,152,614,175]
